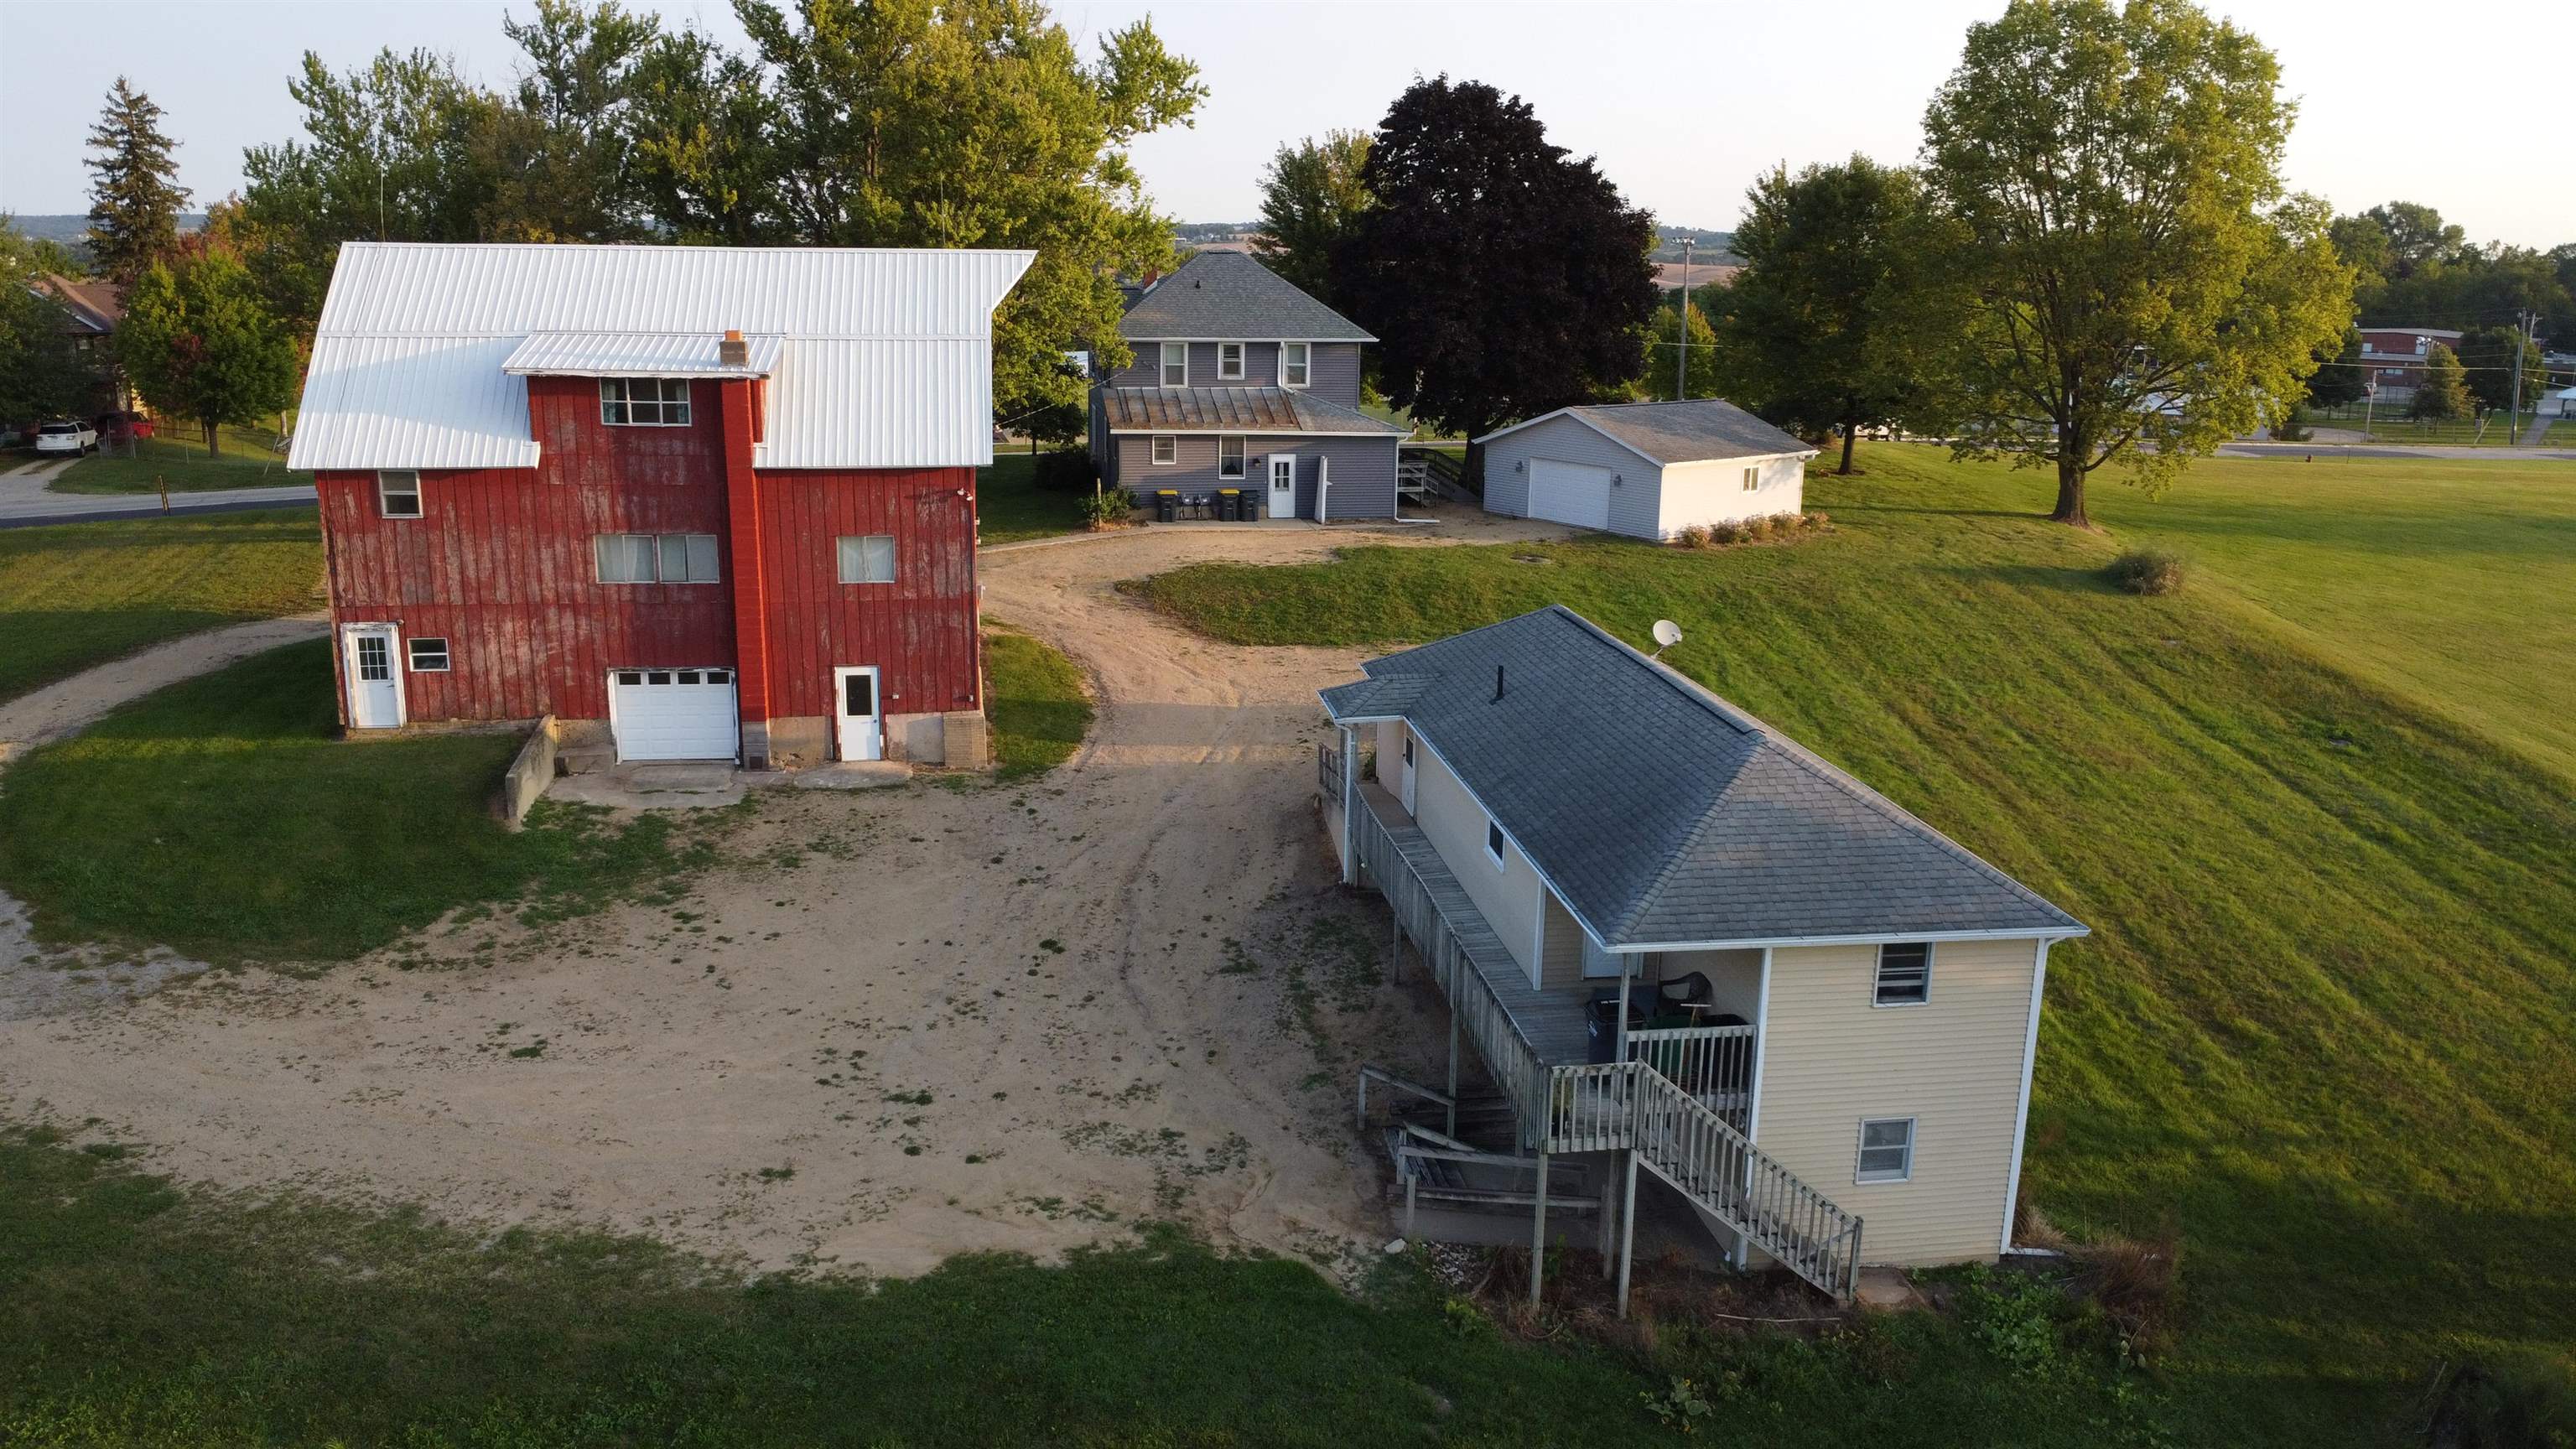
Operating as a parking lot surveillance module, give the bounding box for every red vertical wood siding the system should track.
[315,372,984,730]
[755,466,983,720]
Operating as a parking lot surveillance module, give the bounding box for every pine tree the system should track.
[84,77,191,284]
[2410,343,2472,421]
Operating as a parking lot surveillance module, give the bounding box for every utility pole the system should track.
[1673,236,1695,400]
[2509,309,2534,444]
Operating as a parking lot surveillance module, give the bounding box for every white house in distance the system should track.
[1475,398,1817,540]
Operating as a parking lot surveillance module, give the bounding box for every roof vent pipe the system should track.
[1494,665,1505,701]
[719,329,749,367]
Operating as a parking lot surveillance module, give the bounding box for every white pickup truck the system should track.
[34,419,99,455]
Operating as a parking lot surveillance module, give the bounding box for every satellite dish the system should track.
[1649,620,1683,659]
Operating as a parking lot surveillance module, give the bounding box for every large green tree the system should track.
[1331,76,1655,470]
[1253,130,1373,306]
[0,236,103,425]
[2304,326,2367,408]
[1913,0,2352,526]
[1638,299,1720,402]
[2408,343,2471,421]
[117,252,301,456]
[1714,156,1932,475]
[2459,325,2543,413]
[85,78,192,285]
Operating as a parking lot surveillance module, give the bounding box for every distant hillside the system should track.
[1649,225,1737,264]
[4,212,207,267]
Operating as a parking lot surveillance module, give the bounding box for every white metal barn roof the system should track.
[288,243,1035,472]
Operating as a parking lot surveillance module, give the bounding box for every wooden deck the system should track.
[1358,782,1592,1067]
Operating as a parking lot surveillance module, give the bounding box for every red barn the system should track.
[288,243,1033,769]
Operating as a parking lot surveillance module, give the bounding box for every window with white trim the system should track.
[595,532,719,584]
[1160,342,1188,387]
[377,470,422,518]
[600,377,693,426]
[1485,818,1508,869]
[1280,341,1311,388]
[407,636,450,672]
[1217,341,1244,380]
[1856,1118,1915,1182]
[1218,435,1246,479]
[1151,434,1177,465]
[837,533,896,584]
[1873,942,1931,1005]
[1742,465,1761,491]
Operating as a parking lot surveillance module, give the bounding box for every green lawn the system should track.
[46,423,308,494]
[1,1119,2171,1447]
[984,630,1093,780]
[0,640,722,963]
[1132,445,2576,1445]
[0,507,324,704]
[977,451,1088,544]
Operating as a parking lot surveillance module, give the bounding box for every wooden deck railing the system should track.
[1628,1062,1864,1301]
[1627,1024,1755,1131]
[1317,739,1345,799]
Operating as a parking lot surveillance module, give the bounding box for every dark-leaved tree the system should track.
[85,78,192,286]
[1331,76,1654,475]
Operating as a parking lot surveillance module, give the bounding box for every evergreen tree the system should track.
[84,78,192,285]
[2409,342,2471,421]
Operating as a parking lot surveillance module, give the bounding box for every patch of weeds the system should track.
[758,1165,796,1182]
[507,1041,548,1060]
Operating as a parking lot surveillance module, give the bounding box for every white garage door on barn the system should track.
[1526,459,1613,531]
[609,667,740,761]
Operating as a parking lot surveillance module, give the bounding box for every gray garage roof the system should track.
[1120,251,1374,342]
[1321,606,2086,948]
[1478,398,1815,466]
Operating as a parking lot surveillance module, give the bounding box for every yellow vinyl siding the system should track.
[1400,723,1547,978]
[1540,893,1586,988]
[1753,937,2041,1265]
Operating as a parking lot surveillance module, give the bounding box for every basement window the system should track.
[406,636,450,672]
[1856,1118,1916,1183]
[837,534,896,584]
[1872,943,1932,1006]
[377,470,422,518]
[600,377,693,427]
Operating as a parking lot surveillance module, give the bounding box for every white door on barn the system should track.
[341,623,404,730]
[607,667,740,761]
[834,666,884,761]
[1527,458,1615,532]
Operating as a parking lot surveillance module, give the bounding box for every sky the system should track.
[1,0,2565,248]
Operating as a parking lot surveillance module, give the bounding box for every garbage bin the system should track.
[1585,988,1649,1064]
[1218,488,1241,521]
[1156,490,1178,523]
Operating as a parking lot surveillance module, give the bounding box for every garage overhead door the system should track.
[1527,458,1614,532]
[609,667,739,761]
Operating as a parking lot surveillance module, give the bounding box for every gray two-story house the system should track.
[1089,250,1406,520]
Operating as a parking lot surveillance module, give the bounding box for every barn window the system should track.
[595,532,718,584]
[407,637,450,672]
[600,377,693,426]
[377,470,422,518]
[838,534,896,584]
[1280,342,1310,388]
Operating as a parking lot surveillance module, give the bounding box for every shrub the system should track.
[2076,1223,2181,1356]
[2106,549,2185,595]
[1957,1265,2064,1373]
[2424,1356,2576,1449]
[1078,487,1131,530]
[1711,522,1748,545]
[2272,402,2312,443]
[1674,525,1712,549]
[1803,511,1831,531]
[1034,448,1099,492]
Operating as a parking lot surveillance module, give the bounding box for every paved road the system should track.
[2525,412,2558,448]
[0,455,315,527]
[2217,441,2576,462]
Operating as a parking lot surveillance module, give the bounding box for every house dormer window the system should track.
[1218,341,1245,380]
[1160,342,1188,387]
[1280,341,1310,388]
[600,377,693,427]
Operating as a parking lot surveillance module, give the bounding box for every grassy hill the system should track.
[1133,445,2576,1444]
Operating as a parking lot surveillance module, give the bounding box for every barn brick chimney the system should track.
[719,328,749,367]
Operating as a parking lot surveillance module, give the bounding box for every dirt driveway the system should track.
[0,508,1564,1275]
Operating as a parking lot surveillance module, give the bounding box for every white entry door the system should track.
[340,623,404,730]
[835,666,883,761]
[1528,458,1615,532]
[1398,733,1417,813]
[607,667,739,761]
[1268,454,1296,520]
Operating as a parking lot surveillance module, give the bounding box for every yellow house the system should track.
[1319,606,2087,1307]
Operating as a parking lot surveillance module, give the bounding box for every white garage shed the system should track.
[1475,399,1817,540]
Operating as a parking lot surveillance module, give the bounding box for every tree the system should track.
[1638,299,1720,402]
[0,234,103,424]
[2304,326,2366,408]
[1713,156,1932,474]
[1912,0,2353,526]
[2459,325,2542,413]
[1331,76,1655,471]
[1253,130,1372,304]
[2409,342,2471,421]
[85,78,192,285]
[117,253,301,456]
[2360,200,2465,281]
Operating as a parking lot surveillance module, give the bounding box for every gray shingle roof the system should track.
[1483,398,1815,465]
[1322,607,2085,947]
[1119,251,1374,342]
[1100,386,1405,435]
